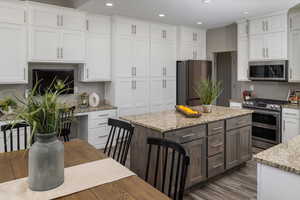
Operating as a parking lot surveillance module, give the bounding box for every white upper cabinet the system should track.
[0,1,27,84]
[289,12,300,82]
[28,4,60,29]
[81,14,111,82]
[177,26,206,60]
[28,2,85,31]
[113,17,149,39]
[237,21,249,81]
[250,13,286,35]
[151,23,176,42]
[29,27,61,61]
[61,9,85,31]
[0,1,26,25]
[61,30,85,62]
[27,2,85,62]
[249,11,288,61]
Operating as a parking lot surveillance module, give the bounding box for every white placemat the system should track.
[0,158,136,200]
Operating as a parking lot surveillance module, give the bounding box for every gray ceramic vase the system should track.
[28,132,64,191]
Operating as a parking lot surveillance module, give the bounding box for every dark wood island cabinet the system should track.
[121,106,253,188]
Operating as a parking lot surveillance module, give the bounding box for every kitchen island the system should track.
[254,135,300,200]
[122,106,253,188]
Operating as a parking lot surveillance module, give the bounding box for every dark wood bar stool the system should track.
[145,137,190,200]
[1,122,31,152]
[104,118,135,166]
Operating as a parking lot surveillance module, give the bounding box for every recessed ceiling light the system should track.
[158,14,165,17]
[197,22,203,25]
[202,0,211,3]
[105,2,114,7]
[244,11,249,15]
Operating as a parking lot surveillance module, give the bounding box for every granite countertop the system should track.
[229,98,244,103]
[121,106,253,133]
[0,104,117,122]
[254,135,300,175]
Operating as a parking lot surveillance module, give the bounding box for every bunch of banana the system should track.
[177,105,199,115]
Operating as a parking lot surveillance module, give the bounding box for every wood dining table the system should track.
[0,139,170,200]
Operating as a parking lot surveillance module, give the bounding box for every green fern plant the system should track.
[194,80,223,105]
[14,79,68,139]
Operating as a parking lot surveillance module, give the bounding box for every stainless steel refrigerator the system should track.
[177,60,212,106]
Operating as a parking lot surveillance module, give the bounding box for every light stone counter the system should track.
[254,135,300,175]
[121,106,253,133]
[0,104,117,122]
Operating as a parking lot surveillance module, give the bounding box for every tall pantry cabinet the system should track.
[108,17,150,116]
[107,17,178,116]
[150,23,177,112]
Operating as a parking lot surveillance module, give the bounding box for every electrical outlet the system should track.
[74,86,78,94]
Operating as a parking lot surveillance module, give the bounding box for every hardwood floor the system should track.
[99,147,263,200]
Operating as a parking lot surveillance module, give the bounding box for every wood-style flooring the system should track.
[100,147,263,200]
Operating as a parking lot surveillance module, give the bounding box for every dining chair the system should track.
[104,118,135,166]
[145,137,190,200]
[1,122,31,152]
[58,106,75,142]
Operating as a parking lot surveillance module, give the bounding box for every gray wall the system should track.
[0,64,105,106]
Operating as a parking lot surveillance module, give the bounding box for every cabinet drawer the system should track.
[208,153,224,178]
[226,115,251,131]
[88,126,109,144]
[165,125,206,143]
[207,134,224,157]
[88,118,108,129]
[208,121,225,136]
[282,108,300,118]
[89,110,117,120]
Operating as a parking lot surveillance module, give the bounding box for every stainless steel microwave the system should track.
[248,60,288,81]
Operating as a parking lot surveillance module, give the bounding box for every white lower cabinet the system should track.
[80,110,117,149]
[282,108,300,143]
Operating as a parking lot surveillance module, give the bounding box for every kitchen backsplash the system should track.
[0,64,106,105]
[238,81,300,101]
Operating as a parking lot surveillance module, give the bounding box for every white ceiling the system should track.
[77,0,300,29]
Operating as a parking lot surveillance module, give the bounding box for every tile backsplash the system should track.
[0,64,106,106]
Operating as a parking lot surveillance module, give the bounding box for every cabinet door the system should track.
[267,14,286,33]
[150,41,164,77]
[282,117,300,143]
[250,18,265,35]
[163,79,176,111]
[164,42,176,77]
[289,30,300,81]
[0,24,26,83]
[87,15,111,35]
[249,35,264,60]
[115,79,134,116]
[0,2,26,25]
[61,9,85,31]
[180,43,194,60]
[86,34,111,81]
[133,79,149,115]
[237,37,249,81]
[290,13,300,32]
[133,38,149,78]
[182,139,207,188]
[149,78,164,112]
[29,5,60,29]
[29,27,60,61]
[226,129,240,169]
[115,18,149,39]
[115,37,133,78]
[238,22,248,38]
[239,126,252,162]
[264,32,284,60]
[61,30,85,62]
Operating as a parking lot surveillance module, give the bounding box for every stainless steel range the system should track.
[242,98,288,149]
